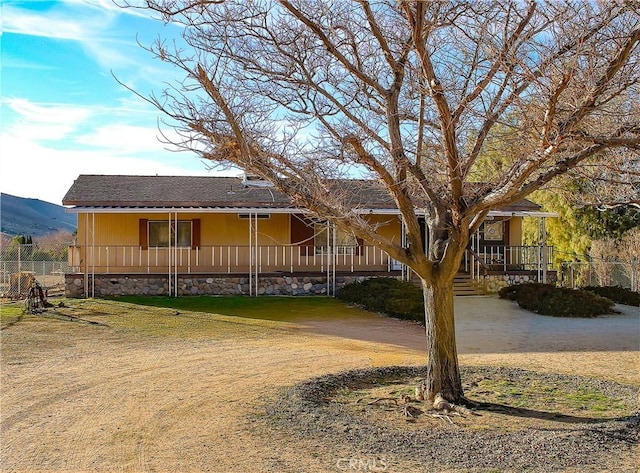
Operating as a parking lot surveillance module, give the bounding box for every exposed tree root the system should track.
[367,397,398,406]
[402,405,423,418]
[358,388,479,424]
[429,412,458,424]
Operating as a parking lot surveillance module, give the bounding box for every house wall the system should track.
[76,212,291,246]
[363,214,402,243]
[508,218,523,246]
[75,212,400,246]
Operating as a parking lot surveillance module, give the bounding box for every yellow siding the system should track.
[77,213,293,246]
[362,214,402,243]
[76,212,400,246]
[509,217,523,246]
[76,213,139,246]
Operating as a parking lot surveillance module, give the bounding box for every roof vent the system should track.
[241,172,274,188]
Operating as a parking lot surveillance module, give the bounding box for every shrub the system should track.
[499,282,615,317]
[336,278,424,323]
[582,286,640,307]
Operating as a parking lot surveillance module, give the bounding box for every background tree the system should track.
[589,238,619,287]
[34,231,75,261]
[11,235,33,246]
[620,227,640,291]
[522,191,640,263]
[122,1,640,406]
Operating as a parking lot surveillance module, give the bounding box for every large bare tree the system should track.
[121,0,640,406]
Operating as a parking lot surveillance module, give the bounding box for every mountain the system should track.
[1,193,77,237]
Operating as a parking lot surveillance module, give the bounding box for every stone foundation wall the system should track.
[481,272,558,293]
[65,274,374,298]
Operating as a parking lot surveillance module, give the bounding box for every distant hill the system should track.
[1,193,77,237]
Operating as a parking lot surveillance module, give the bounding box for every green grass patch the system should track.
[0,302,25,328]
[111,295,369,322]
[470,378,628,416]
[53,298,293,340]
[38,296,373,341]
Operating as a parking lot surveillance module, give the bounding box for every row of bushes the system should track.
[581,285,640,307]
[337,278,638,321]
[498,284,616,318]
[336,278,424,323]
[498,283,639,317]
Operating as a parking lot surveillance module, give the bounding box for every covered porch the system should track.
[66,208,555,297]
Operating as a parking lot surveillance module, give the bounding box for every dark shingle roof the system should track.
[62,174,541,212]
[62,175,292,208]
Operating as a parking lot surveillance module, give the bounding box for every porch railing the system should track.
[466,245,555,281]
[67,244,398,275]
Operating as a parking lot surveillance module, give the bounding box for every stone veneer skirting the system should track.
[65,273,375,298]
[481,272,558,293]
[65,271,558,298]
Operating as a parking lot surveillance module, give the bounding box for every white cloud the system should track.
[62,0,157,19]
[0,98,208,204]
[3,1,169,77]
[4,98,89,122]
[0,133,208,205]
[1,0,203,205]
[2,4,114,41]
[2,0,153,41]
[4,98,92,141]
[4,0,186,106]
[74,123,182,155]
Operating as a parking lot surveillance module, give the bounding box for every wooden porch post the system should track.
[175,211,179,296]
[248,212,259,297]
[248,212,252,297]
[91,213,95,298]
[542,217,548,284]
[332,223,337,296]
[169,212,172,296]
[255,213,259,296]
[401,220,409,281]
[326,221,331,295]
[84,213,88,298]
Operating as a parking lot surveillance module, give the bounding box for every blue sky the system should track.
[1,0,216,205]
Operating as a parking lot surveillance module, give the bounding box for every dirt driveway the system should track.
[1,296,638,472]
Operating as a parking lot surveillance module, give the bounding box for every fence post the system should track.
[17,245,21,296]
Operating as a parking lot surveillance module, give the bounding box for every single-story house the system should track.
[62,174,556,297]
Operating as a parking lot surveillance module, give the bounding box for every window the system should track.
[148,221,192,247]
[314,223,357,255]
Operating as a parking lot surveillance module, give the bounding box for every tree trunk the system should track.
[422,277,464,403]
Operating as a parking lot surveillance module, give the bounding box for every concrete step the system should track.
[410,273,485,296]
[453,274,484,296]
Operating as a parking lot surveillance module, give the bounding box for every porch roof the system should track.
[62,174,555,217]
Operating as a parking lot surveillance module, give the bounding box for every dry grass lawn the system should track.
[1,296,638,472]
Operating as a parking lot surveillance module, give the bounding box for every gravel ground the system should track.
[2,297,637,472]
[268,365,639,473]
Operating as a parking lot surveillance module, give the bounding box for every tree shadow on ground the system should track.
[471,400,629,424]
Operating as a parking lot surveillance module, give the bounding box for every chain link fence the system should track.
[559,260,639,291]
[0,244,69,299]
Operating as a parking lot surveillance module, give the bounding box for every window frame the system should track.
[314,223,358,255]
[148,220,193,248]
